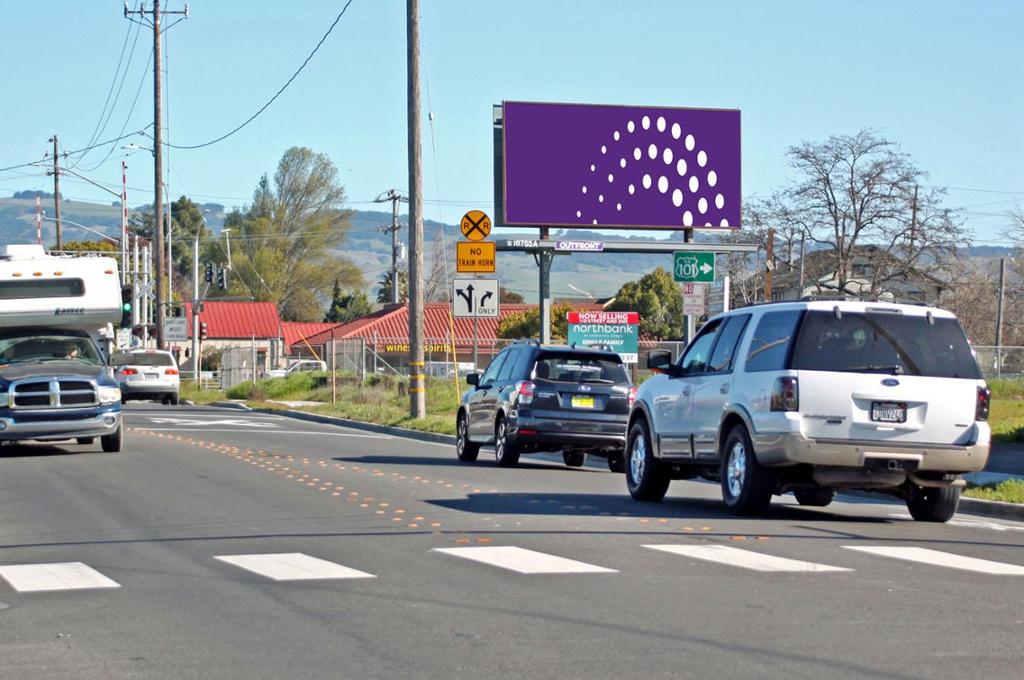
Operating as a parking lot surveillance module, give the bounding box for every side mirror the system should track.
[647,349,674,374]
[466,373,480,386]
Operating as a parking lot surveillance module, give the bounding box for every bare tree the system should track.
[786,130,967,296]
[423,232,450,303]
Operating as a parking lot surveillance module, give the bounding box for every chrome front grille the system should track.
[10,378,98,409]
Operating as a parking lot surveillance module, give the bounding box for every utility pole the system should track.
[48,135,63,249]
[124,1,187,350]
[995,257,1006,378]
[374,189,408,304]
[192,233,203,385]
[121,161,128,285]
[406,0,426,418]
[764,228,775,302]
[35,196,42,245]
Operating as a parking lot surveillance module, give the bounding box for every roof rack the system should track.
[513,338,542,346]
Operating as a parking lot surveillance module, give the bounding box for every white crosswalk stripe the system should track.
[644,544,852,573]
[843,546,1024,575]
[214,553,376,581]
[433,546,618,574]
[0,562,121,592]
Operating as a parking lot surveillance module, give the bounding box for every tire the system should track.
[494,416,520,468]
[120,395,127,404]
[101,424,123,453]
[625,419,670,501]
[607,451,626,473]
[169,393,179,406]
[455,412,480,462]
[720,424,774,515]
[906,485,960,523]
[793,487,835,507]
[563,450,586,468]
[76,437,95,445]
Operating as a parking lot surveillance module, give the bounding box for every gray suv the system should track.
[456,341,636,470]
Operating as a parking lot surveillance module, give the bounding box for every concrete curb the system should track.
[223,404,457,447]
[957,496,1024,521]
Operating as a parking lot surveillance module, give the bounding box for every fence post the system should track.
[331,335,337,405]
[359,338,366,384]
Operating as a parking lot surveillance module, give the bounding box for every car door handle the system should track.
[719,383,729,395]
[682,387,692,396]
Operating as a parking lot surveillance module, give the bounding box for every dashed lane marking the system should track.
[644,544,852,573]
[433,546,618,575]
[843,546,1024,575]
[0,562,121,593]
[214,553,376,581]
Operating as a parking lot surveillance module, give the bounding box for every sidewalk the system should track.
[985,442,1024,478]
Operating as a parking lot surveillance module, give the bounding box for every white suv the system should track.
[626,300,990,522]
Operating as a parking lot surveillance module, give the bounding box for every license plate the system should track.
[145,372,159,379]
[571,395,595,409]
[871,401,906,423]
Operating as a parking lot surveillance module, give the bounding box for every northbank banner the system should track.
[501,101,740,230]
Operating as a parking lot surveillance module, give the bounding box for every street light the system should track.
[40,216,119,245]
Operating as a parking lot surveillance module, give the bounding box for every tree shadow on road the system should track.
[0,443,90,458]
[333,454,593,472]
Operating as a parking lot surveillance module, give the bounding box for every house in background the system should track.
[770,245,946,304]
[180,301,284,374]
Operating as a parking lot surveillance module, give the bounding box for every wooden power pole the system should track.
[764,228,775,302]
[406,0,426,418]
[49,135,63,249]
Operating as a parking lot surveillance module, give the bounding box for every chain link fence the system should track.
[972,346,1024,380]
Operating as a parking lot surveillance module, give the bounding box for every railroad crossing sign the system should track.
[674,251,716,283]
[456,241,496,273]
[452,278,499,318]
[460,210,492,241]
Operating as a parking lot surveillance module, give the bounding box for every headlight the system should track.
[98,386,122,404]
[0,391,7,408]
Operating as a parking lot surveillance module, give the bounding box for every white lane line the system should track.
[0,562,121,592]
[136,428,390,438]
[214,553,376,581]
[644,544,852,573]
[432,546,618,574]
[843,546,1024,575]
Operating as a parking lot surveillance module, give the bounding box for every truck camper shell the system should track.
[0,244,121,333]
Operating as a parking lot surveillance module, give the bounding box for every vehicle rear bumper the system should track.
[511,416,626,450]
[753,430,990,472]
[121,379,178,395]
[0,408,121,441]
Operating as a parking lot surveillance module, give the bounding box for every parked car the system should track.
[264,359,327,379]
[626,299,990,522]
[455,341,636,470]
[112,349,180,405]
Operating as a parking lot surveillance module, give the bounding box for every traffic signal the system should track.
[120,285,133,328]
[217,267,227,290]
[199,322,209,341]
[204,261,213,283]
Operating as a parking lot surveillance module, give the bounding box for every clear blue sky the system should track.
[1,0,1021,243]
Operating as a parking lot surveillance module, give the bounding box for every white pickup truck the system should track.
[264,359,327,379]
[0,244,124,451]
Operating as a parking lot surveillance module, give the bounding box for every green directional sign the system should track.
[673,251,715,283]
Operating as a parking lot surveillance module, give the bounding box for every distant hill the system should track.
[2,190,1011,300]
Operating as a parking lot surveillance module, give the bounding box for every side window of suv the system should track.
[479,351,509,386]
[707,314,751,373]
[497,348,521,382]
[744,310,803,372]
[678,320,722,374]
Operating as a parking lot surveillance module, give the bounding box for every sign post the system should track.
[566,311,640,363]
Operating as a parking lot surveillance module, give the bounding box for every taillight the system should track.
[627,385,638,410]
[122,368,138,375]
[515,380,535,405]
[770,376,799,411]
[165,368,179,375]
[976,386,991,421]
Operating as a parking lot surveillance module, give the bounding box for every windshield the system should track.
[791,311,981,379]
[0,332,103,366]
[533,353,629,384]
[112,352,176,367]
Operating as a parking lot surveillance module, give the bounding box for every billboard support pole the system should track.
[683,228,694,343]
[538,226,552,343]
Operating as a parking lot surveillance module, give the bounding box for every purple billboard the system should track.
[501,101,740,230]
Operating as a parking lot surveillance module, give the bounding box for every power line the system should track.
[70,16,144,169]
[79,45,155,172]
[159,0,356,151]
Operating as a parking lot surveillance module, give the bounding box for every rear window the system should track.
[533,353,628,384]
[791,311,981,379]
[0,278,85,299]
[113,352,175,367]
[745,311,803,372]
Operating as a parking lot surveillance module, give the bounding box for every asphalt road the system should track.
[1,403,1022,680]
